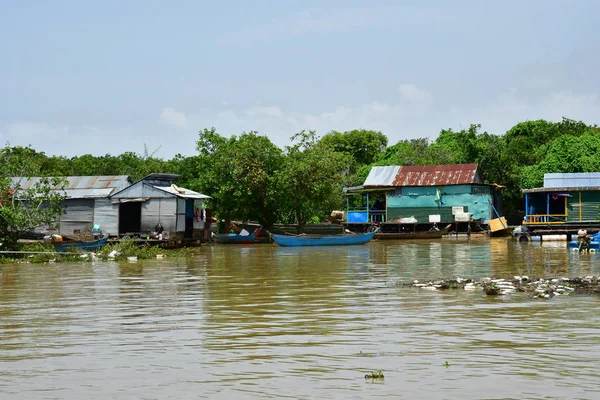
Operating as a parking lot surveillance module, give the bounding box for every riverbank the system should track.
[400,276,600,298]
[0,239,196,264]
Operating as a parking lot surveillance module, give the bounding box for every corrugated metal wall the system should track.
[60,199,94,234]
[140,198,177,232]
[545,173,600,188]
[386,185,493,223]
[176,198,186,232]
[93,198,119,235]
[112,182,175,199]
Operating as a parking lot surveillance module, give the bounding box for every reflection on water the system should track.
[1,239,600,399]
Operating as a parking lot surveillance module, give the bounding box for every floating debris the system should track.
[399,276,599,299]
[365,370,384,380]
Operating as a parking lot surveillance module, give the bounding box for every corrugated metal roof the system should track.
[11,176,132,198]
[392,164,480,187]
[544,173,600,189]
[153,186,211,199]
[522,186,600,193]
[363,166,400,186]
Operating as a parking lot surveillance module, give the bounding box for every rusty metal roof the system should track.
[364,166,400,186]
[11,176,132,198]
[392,164,481,187]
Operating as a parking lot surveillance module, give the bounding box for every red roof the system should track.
[392,164,481,187]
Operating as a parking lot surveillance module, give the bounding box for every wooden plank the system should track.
[489,217,508,233]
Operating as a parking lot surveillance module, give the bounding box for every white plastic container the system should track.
[454,213,472,222]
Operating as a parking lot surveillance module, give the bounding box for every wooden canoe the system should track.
[212,230,257,244]
[270,229,377,247]
[54,235,109,252]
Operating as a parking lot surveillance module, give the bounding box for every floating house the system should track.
[344,164,503,226]
[110,173,211,241]
[522,173,600,226]
[11,175,132,236]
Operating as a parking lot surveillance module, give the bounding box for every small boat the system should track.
[375,224,451,240]
[212,229,258,244]
[54,235,109,252]
[270,229,377,247]
[569,231,600,251]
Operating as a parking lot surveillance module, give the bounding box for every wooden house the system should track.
[344,164,503,226]
[110,173,211,241]
[522,173,600,226]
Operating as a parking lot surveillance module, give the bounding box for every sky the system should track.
[1,0,599,158]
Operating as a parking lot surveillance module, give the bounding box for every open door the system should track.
[184,199,194,238]
[119,202,142,234]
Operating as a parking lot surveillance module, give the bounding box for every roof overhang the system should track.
[343,185,395,194]
[522,187,600,193]
[153,186,212,199]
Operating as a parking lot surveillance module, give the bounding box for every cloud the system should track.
[448,88,600,136]
[398,84,433,115]
[221,5,457,46]
[2,122,70,144]
[186,86,434,148]
[159,107,188,129]
[243,106,284,118]
[4,86,600,160]
[0,122,177,158]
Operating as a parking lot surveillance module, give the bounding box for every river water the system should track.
[1,238,600,399]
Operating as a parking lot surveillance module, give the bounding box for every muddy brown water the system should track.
[1,238,600,399]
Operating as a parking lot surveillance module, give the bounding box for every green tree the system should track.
[430,124,485,164]
[375,138,452,166]
[276,131,349,225]
[0,146,66,250]
[522,133,600,188]
[320,129,388,167]
[194,128,284,227]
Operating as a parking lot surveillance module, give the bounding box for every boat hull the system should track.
[54,236,109,252]
[212,232,256,244]
[271,231,376,247]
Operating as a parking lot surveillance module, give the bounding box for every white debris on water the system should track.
[403,275,600,300]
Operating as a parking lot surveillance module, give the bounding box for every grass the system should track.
[0,239,197,264]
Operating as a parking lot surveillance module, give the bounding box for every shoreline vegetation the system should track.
[0,240,196,264]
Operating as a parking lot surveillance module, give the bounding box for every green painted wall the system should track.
[567,191,600,222]
[386,185,494,223]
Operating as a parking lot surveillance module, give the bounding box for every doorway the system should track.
[119,202,142,234]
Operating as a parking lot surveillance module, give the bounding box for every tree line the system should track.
[1,117,599,240]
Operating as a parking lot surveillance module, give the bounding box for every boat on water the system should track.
[375,224,451,240]
[212,229,258,244]
[270,229,377,247]
[54,235,109,252]
[569,231,600,251]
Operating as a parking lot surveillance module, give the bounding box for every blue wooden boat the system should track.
[54,235,109,252]
[270,229,377,247]
[212,230,257,244]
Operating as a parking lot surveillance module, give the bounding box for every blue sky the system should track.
[1,0,599,158]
